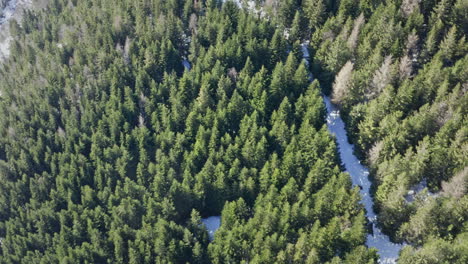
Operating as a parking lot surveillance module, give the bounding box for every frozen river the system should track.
[297,31,402,263]
[323,97,403,263]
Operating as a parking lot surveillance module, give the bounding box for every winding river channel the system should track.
[322,96,403,263]
[301,38,403,263]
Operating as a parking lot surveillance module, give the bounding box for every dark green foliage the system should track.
[1,0,466,263]
[0,0,376,263]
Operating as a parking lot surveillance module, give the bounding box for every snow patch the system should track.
[182,58,191,70]
[301,41,310,58]
[201,216,221,241]
[222,0,266,18]
[405,179,438,203]
[0,34,12,59]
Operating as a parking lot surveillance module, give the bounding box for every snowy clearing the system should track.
[201,216,221,241]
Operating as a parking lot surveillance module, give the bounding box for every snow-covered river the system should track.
[323,97,403,263]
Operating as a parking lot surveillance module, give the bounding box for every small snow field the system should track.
[404,178,438,203]
[0,0,18,25]
[182,58,191,70]
[201,216,221,242]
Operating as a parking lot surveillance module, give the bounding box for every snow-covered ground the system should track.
[222,0,266,18]
[0,0,15,59]
[0,34,11,59]
[201,216,221,241]
[0,0,35,25]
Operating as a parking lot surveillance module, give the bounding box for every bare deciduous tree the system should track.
[7,126,15,138]
[265,0,279,15]
[139,92,148,111]
[406,32,419,55]
[113,15,122,33]
[189,13,198,35]
[368,141,384,166]
[368,55,393,100]
[138,114,146,128]
[57,126,66,138]
[434,101,453,127]
[462,82,468,95]
[116,42,123,54]
[322,30,335,41]
[68,56,75,67]
[227,67,238,82]
[442,167,468,199]
[401,0,421,17]
[347,13,365,51]
[332,61,354,104]
[123,37,131,65]
[399,54,413,80]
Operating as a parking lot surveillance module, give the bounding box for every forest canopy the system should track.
[0,0,467,263]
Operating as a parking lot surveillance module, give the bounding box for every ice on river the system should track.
[201,216,221,241]
[323,97,403,263]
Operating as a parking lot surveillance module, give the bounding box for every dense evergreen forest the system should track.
[0,0,466,263]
